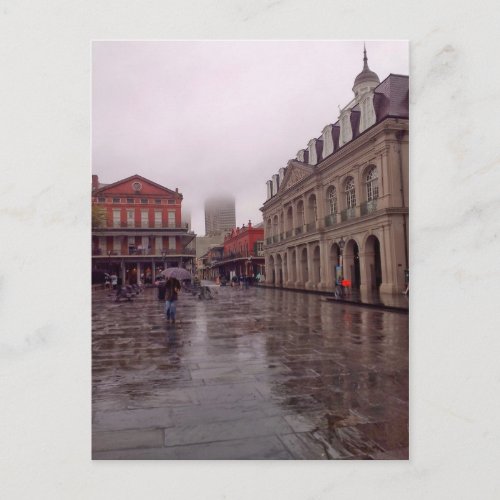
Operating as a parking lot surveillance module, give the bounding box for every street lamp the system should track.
[161,250,168,274]
[338,237,345,283]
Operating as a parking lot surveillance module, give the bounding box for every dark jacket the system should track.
[165,277,181,301]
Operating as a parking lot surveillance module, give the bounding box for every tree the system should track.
[92,204,107,228]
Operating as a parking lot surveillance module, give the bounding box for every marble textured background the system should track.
[1,0,499,498]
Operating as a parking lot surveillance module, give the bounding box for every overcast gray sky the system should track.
[92,40,408,235]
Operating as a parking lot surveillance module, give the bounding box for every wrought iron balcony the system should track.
[324,213,336,227]
[95,222,186,229]
[360,200,377,216]
[305,222,316,233]
[92,248,196,257]
[340,207,356,222]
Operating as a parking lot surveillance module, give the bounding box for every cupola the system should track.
[352,45,380,98]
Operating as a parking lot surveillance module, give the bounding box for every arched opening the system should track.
[325,186,337,226]
[276,254,283,287]
[269,255,275,285]
[301,247,308,283]
[343,176,356,220]
[344,239,360,288]
[365,235,382,289]
[273,215,279,242]
[330,243,340,286]
[306,194,317,229]
[266,218,272,242]
[312,245,321,284]
[291,249,297,282]
[296,200,305,234]
[363,165,379,214]
[283,252,288,283]
[286,206,293,234]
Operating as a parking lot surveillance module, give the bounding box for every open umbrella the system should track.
[161,267,192,281]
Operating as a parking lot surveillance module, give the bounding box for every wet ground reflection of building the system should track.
[92,285,408,459]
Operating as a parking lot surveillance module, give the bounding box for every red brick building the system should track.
[204,221,264,280]
[92,174,195,284]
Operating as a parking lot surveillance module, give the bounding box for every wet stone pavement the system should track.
[92,284,408,460]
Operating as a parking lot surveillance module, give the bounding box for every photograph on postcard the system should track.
[91,40,409,459]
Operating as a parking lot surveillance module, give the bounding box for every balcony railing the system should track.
[94,222,190,230]
[92,248,196,256]
[340,207,356,222]
[360,200,377,216]
[214,251,265,265]
[324,213,336,227]
[305,222,316,233]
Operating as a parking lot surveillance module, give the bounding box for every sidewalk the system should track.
[244,282,408,312]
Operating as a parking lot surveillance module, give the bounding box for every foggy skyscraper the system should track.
[204,196,236,236]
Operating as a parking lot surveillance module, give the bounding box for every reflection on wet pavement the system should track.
[92,285,408,459]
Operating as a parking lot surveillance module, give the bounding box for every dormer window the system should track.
[339,109,353,146]
[307,139,321,165]
[359,94,376,132]
[322,125,334,157]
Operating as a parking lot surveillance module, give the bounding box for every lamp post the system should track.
[338,237,345,284]
[161,250,168,273]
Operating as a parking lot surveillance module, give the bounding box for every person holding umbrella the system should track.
[165,276,181,324]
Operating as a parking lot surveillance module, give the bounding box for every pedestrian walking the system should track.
[165,277,181,323]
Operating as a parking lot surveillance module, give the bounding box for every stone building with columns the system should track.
[261,49,408,295]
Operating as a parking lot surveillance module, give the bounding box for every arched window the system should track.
[273,215,279,242]
[366,166,379,201]
[345,177,356,209]
[266,218,272,243]
[307,194,317,222]
[297,200,304,225]
[327,186,337,214]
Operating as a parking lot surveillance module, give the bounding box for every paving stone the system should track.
[92,285,408,459]
[93,407,174,432]
[164,416,294,447]
[92,429,164,452]
[93,435,293,460]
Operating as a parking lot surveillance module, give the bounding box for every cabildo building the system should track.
[260,49,408,295]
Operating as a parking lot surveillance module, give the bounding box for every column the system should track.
[318,239,329,291]
[294,247,302,288]
[120,260,126,285]
[305,243,315,290]
[359,246,373,294]
[379,225,396,295]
